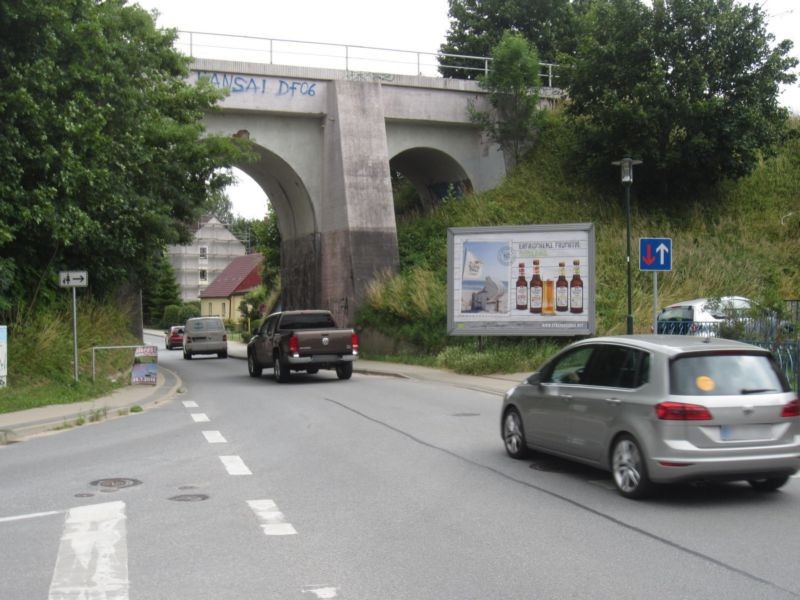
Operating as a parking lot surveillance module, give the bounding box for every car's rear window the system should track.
[670,352,790,396]
[279,314,337,330]
[659,306,693,321]
[188,319,224,332]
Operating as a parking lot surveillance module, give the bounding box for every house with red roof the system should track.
[199,253,263,322]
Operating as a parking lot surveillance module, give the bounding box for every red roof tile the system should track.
[199,253,263,298]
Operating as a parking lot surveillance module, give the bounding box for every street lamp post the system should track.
[612,157,642,335]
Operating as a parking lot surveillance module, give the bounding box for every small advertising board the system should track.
[131,345,158,385]
[447,224,595,336]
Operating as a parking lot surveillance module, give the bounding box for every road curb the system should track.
[1,366,183,445]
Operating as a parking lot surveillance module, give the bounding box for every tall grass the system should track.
[0,299,140,413]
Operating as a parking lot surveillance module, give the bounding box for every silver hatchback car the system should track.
[501,335,800,499]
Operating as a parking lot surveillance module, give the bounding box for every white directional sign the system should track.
[59,271,88,287]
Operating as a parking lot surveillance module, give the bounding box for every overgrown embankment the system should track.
[358,117,800,374]
[0,300,140,413]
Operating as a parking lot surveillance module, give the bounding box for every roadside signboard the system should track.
[639,238,672,271]
[447,224,596,336]
[59,271,88,287]
[131,345,158,385]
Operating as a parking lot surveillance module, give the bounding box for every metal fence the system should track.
[174,30,560,88]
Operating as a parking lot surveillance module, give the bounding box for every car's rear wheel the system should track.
[218,351,227,359]
[502,407,529,459]
[748,476,789,492]
[274,353,290,383]
[335,363,353,380]
[183,349,192,360]
[611,435,653,499]
[248,353,262,378]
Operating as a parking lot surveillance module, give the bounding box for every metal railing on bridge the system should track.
[174,30,559,88]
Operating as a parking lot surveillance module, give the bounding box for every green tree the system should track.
[0,0,252,317]
[252,205,282,291]
[469,31,544,166]
[563,0,797,197]
[204,186,235,225]
[142,253,182,326]
[439,0,584,79]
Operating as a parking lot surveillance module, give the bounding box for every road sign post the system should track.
[639,239,672,333]
[59,271,88,382]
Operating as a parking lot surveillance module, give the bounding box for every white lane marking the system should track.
[302,585,339,598]
[48,501,129,600]
[182,401,198,408]
[247,499,297,535]
[0,509,63,523]
[220,455,252,475]
[191,413,210,423]
[202,430,227,444]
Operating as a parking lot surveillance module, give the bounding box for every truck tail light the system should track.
[223,333,227,342]
[781,399,800,418]
[288,335,299,354]
[655,401,713,421]
[351,332,359,354]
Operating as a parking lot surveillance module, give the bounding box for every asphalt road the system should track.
[1,333,799,599]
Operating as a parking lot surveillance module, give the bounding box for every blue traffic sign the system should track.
[639,238,672,271]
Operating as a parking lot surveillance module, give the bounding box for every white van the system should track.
[183,317,228,359]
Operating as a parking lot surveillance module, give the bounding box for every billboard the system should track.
[447,224,595,336]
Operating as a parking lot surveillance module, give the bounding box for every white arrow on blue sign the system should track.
[639,238,672,271]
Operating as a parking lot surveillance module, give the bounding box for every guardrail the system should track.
[174,30,559,88]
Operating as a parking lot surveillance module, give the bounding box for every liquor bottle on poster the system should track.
[555,261,569,312]
[515,263,528,310]
[570,259,584,314]
[529,259,543,314]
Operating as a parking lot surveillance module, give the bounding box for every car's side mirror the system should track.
[526,372,541,386]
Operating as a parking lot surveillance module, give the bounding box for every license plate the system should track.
[720,424,773,441]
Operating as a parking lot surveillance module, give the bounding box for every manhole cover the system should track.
[74,493,94,498]
[90,478,142,490]
[168,494,209,502]
[178,485,198,490]
[452,413,480,417]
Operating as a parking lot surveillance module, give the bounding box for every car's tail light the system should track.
[288,335,299,354]
[781,399,800,418]
[223,334,227,342]
[655,401,713,421]
[351,332,359,354]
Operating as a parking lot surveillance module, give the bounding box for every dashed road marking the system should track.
[220,455,252,475]
[191,413,210,423]
[48,501,128,600]
[182,401,198,408]
[202,430,227,444]
[302,585,339,598]
[247,499,297,535]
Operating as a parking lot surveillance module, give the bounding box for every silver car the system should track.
[501,335,800,499]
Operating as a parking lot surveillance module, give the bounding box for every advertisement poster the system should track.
[447,224,595,336]
[131,345,158,385]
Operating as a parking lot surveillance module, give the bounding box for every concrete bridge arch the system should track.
[195,59,508,325]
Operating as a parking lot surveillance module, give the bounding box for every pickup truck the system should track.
[246,310,359,382]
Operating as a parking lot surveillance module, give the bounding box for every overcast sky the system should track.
[134,0,799,219]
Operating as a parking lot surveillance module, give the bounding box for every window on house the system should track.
[222,302,226,317]
[208,303,212,315]
[199,269,208,282]
[199,246,208,260]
